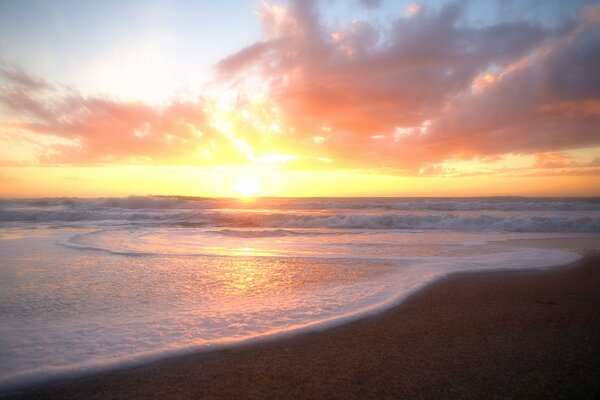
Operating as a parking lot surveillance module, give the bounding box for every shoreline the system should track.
[3,254,600,399]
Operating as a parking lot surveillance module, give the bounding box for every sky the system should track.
[0,0,599,197]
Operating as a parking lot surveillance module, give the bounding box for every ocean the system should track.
[1,196,599,391]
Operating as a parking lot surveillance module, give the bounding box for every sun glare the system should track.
[233,177,263,198]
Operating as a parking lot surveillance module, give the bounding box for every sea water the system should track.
[0,197,599,391]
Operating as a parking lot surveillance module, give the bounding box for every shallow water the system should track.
[0,197,598,391]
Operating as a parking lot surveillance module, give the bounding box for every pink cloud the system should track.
[217,0,600,173]
[0,69,230,165]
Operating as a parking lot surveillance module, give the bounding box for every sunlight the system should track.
[233,176,263,198]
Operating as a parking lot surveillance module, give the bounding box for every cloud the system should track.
[0,65,301,167]
[1,0,599,177]
[358,0,382,9]
[532,152,577,169]
[216,0,600,173]
[0,67,51,91]
[423,18,600,160]
[0,68,236,165]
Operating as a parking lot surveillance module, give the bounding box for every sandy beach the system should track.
[2,254,598,399]
[2,0,599,395]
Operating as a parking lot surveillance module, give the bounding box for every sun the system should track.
[233,176,263,198]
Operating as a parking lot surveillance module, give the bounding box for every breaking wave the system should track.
[210,212,600,233]
[1,196,599,233]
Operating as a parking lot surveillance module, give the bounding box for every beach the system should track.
[4,254,599,399]
[2,0,599,395]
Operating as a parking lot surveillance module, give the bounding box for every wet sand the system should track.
[3,255,600,399]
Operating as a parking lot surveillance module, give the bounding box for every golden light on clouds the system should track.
[0,0,599,197]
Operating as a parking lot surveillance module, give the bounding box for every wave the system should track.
[205,228,332,238]
[210,212,600,233]
[257,198,600,212]
[2,196,600,212]
[0,209,202,223]
[2,209,600,233]
[38,211,599,233]
[2,196,599,233]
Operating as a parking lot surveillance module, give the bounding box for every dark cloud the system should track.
[358,0,382,9]
[0,67,51,91]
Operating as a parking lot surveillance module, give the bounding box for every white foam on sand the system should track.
[0,226,586,394]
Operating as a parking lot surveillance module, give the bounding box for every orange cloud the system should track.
[215,1,600,173]
[0,68,235,165]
